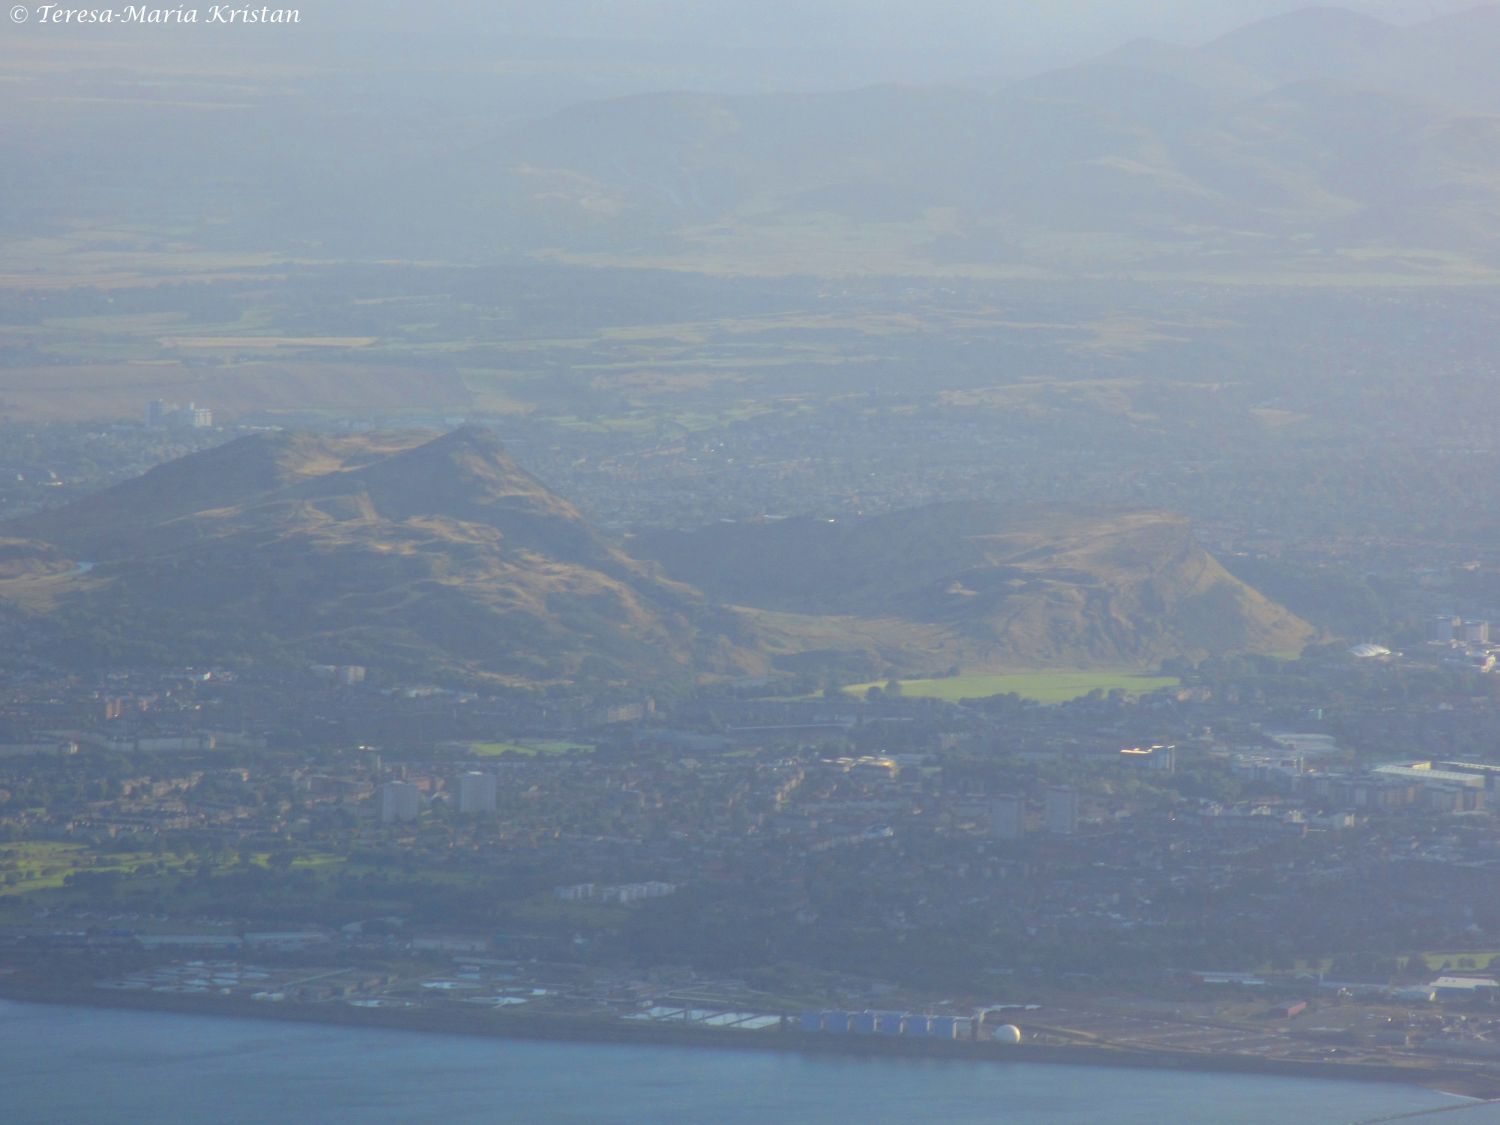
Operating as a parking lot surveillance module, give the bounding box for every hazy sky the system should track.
[386,0,1490,74]
[8,1,1494,102]
[472,0,1467,39]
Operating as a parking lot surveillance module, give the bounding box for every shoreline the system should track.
[5,981,1500,1101]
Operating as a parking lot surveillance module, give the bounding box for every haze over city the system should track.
[5,3,1500,1121]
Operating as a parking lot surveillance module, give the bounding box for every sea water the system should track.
[4,999,1499,1124]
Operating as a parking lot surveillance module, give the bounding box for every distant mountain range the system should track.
[463,5,1500,276]
[0,430,1313,687]
[9,5,1500,279]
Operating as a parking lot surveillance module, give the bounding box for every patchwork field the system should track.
[0,361,472,420]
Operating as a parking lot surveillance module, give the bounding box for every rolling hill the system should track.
[633,504,1316,672]
[0,431,1314,686]
[0,427,757,687]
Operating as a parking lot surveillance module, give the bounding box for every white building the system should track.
[379,781,421,823]
[1373,762,1485,789]
[553,881,676,904]
[1120,744,1176,772]
[1045,786,1079,835]
[457,771,497,815]
[146,399,213,429]
[989,795,1023,840]
[1428,615,1461,643]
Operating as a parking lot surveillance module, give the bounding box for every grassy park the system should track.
[843,671,1180,705]
[469,740,594,757]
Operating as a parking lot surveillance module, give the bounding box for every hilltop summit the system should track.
[635,504,1315,671]
[0,429,751,687]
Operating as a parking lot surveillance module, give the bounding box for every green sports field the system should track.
[469,740,593,757]
[843,671,1180,705]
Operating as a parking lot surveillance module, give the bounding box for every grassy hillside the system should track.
[0,427,760,688]
[0,430,1314,687]
[639,504,1315,672]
